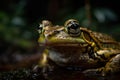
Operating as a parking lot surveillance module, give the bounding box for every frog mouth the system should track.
[39,33,86,46]
[45,43,82,46]
[39,38,86,47]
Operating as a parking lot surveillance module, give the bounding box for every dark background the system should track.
[1,0,120,24]
[0,0,120,71]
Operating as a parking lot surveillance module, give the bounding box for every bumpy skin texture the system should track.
[37,19,120,76]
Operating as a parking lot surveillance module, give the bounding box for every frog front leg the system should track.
[33,49,54,74]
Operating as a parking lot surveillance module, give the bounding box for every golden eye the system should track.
[64,19,81,37]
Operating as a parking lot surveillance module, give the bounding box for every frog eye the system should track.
[64,19,81,37]
[38,20,52,34]
[38,24,43,34]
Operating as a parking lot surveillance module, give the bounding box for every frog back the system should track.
[80,27,120,49]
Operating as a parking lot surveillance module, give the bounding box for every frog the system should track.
[36,19,120,76]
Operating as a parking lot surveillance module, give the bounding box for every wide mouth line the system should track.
[39,42,87,47]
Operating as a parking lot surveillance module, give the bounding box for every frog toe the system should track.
[33,64,54,74]
[43,65,54,73]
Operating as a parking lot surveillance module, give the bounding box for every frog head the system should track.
[38,19,88,47]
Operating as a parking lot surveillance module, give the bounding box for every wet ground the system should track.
[0,68,120,80]
[42,69,120,80]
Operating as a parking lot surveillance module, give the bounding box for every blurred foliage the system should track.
[0,0,37,50]
[58,7,118,30]
[0,13,34,48]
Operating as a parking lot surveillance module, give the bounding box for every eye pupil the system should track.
[70,23,79,29]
